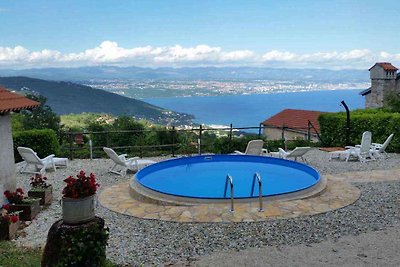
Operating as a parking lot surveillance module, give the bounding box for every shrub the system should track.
[13,129,60,162]
[213,135,267,154]
[319,109,400,152]
[285,139,319,150]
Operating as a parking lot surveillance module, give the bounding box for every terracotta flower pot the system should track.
[61,194,96,225]
[28,185,53,205]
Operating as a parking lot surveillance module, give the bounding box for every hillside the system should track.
[0,76,193,125]
[0,66,369,83]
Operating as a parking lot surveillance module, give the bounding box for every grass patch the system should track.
[0,241,120,267]
[0,241,41,267]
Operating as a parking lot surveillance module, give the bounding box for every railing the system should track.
[60,123,321,160]
[251,172,264,212]
[223,175,234,212]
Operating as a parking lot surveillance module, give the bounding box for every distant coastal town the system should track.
[84,79,370,99]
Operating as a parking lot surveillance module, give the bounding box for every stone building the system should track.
[360,62,400,108]
[261,109,323,141]
[0,87,39,204]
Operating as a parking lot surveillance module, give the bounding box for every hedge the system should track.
[212,135,317,154]
[318,109,400,152]
[13,129,60,162]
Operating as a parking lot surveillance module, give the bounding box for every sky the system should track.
[0,0,400,69]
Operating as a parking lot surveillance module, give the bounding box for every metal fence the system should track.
[61,122,322,160]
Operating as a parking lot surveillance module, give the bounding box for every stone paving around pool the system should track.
[97,168,400,223]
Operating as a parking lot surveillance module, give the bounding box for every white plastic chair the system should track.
[346,131,375,163]
[233,140,264,156]
[371,133,394,159]
[278,147,312,162]
[103,147,155,176]
[17,147,55,175]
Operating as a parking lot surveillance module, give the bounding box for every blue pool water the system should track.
[136,155,320,199]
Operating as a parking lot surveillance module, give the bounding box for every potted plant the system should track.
[0,204,20,240]
[28,174,53,205]
[61,170,99,225]
[4,188,41,221]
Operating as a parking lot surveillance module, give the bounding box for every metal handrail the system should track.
[251,172,264,212]
[223,175,234,212]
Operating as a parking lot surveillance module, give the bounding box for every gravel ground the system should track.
[13,149,400,266]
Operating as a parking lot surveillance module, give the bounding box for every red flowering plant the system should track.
[62,170,100,199]
[4,188,25,204]
[30,174,51,189]
[0,204,19,224]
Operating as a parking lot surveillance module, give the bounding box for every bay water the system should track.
[145,89,364,128]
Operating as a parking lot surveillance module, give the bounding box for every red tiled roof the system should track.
[369,62,398,71]
[0,86,40,114]
[261,109,324,133]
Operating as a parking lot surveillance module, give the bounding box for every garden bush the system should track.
[13,129,60,162]
[319,109,400,152]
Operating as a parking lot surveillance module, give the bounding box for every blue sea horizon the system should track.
[145,89,364,131]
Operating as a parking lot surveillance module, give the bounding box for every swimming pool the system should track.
[132,155,323,203]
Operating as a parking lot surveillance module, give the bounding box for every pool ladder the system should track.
[223,175,234,212]
[223,173,264,213]
[251,172,264,212]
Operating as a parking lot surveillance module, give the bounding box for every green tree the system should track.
[20,93,61,132]
[11,113,24,132]
[110,116,145,148]
[385,91,400,112]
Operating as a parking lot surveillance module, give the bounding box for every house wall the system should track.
[263,127,319,142]
[397,78,400,92]
[367,79,397,108]
[370,66,396,80]
[0,114,16,204]
[370,66,386,80]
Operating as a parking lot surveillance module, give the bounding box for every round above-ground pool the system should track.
[131,155,324,204]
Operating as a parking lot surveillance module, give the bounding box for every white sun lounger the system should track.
[278,147,312,162]
[17,146,68,175]
[103,147,155,176]
[371,133,394,159]
[233,140,264,156]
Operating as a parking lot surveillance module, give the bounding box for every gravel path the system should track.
[13,149,400,266]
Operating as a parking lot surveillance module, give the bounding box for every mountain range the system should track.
[0,66,369,83]
[0,76,193,125]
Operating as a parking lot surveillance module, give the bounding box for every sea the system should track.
[145,89,364,130]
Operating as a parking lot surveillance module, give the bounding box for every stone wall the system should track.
[367,79,397,108]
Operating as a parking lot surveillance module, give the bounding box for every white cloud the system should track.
[379,51,400,61]
[262,50,296,61]
[0,41,399,69]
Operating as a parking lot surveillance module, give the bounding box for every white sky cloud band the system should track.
[0,41,399,69]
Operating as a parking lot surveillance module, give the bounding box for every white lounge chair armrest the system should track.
[126,157,140,164]
[118,154,128,160]
[261,149,270,156]
[371,143,383,149]
[278,148,289,158]
[42,154,55,160]
[345,146,355,149]
[233,150,245,155]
